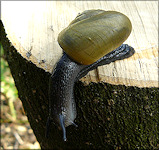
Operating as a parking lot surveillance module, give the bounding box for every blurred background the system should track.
[1,43,40,149]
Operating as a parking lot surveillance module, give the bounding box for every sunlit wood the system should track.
[1,1,158,87]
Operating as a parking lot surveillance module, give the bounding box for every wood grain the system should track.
[1,1,158,87]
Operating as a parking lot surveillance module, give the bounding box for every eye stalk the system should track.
[58,114,78,141]
[59,114,67,141]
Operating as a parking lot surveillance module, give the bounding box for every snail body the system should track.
[46,10,135,141]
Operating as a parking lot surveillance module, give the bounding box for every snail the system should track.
[46,9,135,141]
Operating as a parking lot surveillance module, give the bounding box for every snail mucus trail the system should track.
[46,10,135,141]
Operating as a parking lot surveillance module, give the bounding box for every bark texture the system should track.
[1,21,159,149]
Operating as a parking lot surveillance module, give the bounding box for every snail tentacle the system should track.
[59,114,67,141]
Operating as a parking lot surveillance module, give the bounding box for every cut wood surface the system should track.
[1,1,158,87]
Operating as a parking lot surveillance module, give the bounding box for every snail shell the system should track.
[58,10,132,65]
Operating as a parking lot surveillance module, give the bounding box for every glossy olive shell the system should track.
[58,10,132,65]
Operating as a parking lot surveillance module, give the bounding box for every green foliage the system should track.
[1,42,18,121]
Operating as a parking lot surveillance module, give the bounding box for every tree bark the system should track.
[1,21,159,149]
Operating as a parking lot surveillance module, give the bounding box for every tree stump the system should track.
[1,1,158,149]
